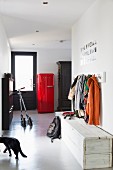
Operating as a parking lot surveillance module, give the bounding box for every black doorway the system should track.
[11,51,37,110]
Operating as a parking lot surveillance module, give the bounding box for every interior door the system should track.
[11,51,37,110]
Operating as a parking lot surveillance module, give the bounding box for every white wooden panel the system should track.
[61,115,112,138]
[63,127,84,155]
[67,119,112,139]
[84,153,112,169]
[62,131,84,168]
[62,117,84,153]
[85,138,112,154]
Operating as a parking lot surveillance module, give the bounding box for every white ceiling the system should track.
[0,0,95,50]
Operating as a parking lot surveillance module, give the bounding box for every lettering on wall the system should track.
[80,41,97,65]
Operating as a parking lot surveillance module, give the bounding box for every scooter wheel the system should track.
[51,138,53,143]
[28,117,33,126]
[21,118,26,127]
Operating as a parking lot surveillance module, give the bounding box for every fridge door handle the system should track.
[47,86,54,88]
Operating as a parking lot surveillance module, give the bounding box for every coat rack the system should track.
[96,72,106,83]
[73,72,106,83]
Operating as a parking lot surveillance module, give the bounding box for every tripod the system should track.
[17,87,33,127]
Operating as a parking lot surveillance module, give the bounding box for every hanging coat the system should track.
[86,75,100,125]
[68,86,75,100]
[75,74,86,110]
[68,76,78,100]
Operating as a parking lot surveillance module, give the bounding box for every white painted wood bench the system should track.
[55,112,113,169]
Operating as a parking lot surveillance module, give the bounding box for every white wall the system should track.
[0,17,11,135]
[72,0,113,135]
[37,49,71,110]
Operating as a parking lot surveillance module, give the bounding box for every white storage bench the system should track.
[56,112,113,169]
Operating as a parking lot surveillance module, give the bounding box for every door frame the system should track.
[11,51,37,110]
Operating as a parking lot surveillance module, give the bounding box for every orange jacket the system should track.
[86,75,100,125]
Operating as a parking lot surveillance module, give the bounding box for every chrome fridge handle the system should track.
[47,86,54,88]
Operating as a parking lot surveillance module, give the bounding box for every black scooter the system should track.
[16,87,33,127]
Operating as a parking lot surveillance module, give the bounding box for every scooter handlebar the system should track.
[13,87,26,95]
[18,87,25,91]
[20,87,25,90]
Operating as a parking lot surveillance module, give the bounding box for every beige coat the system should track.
[68,86,75,100]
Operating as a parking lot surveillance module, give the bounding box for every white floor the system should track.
[0,110,113,170]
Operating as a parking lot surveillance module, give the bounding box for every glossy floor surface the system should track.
[0,110,113,170]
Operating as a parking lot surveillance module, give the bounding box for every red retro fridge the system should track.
[36,73,54,113]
